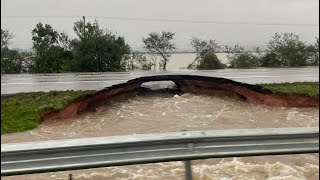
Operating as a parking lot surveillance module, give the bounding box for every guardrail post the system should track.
[184,160,193,180]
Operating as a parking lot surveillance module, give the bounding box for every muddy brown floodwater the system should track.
[2,93,319,180]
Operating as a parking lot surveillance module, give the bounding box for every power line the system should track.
[1,15,319,27]
[11,42,269,46]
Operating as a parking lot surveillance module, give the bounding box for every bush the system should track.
[267,33,312,67]
[229,53,260,68]
[197,53,226,70]
[308,37,319,66]
[188,37,221,69]
[260,52,282,67]
[126,52,155,71]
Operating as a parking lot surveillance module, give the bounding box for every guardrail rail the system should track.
[1,127,319,179]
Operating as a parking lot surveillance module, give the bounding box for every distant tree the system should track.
[146,53,158,70]
[127,52,155,71]
[267,32,311,67]
[225,44,260,68]
[230,53,260,68]
[32,23,59,52]
[308,37,319,66]
[1,49,22,73]
[1,29,12,73]
[19,51,35,73]
[260,52,282,67]
[1,29,14,49]
[1,29,31,74]
[1,49,33,74]
[188,37,220,69]
[72,19,131,72]
[197,52,226,70]
[58,32,72,51]
[143,31,175,70]
[31,22,73,73]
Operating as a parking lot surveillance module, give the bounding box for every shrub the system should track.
[197,53,226,70]
[260,52,282,67]
[267,33,312,67]
[229,52,260,68]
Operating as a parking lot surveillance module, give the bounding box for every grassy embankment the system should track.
[1,90,95,134]
[1,82,319,134]
[259,82,319,97]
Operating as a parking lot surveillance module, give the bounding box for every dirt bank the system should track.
[43,75,319,121]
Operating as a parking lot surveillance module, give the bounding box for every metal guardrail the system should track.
[1,127,319,178]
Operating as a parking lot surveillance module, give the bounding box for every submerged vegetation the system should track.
[187,34,318,70]
[1,22,318,73]
[1,81,318,134]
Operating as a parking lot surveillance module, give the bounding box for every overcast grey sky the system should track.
[1,0,319,51]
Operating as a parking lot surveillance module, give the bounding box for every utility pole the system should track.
[83,16,86,38]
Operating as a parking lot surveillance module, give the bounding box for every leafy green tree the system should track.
[142,31,175,70]
[32,23,58,52]
[31,22,73,73]
[225,44,260,68]
[188,37,220,69]
[197,52,226,70]
[72,19,131,72]
[267,32,311,67]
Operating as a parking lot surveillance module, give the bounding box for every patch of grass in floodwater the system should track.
[259,82,319,97]
[1,90,96,134]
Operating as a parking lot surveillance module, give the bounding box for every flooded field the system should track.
[2,92,319,180]
[1,62,319,95]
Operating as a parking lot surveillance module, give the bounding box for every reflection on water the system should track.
[1,62,319,94]
[2,93,319,180]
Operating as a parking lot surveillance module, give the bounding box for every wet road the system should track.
[1,67,319,94]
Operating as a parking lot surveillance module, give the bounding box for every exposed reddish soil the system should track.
[179,80,318,107]
[42,75,319,121]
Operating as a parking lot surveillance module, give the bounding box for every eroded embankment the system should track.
[43,75,319,120]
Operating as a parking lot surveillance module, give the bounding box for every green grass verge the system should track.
[259,82,319,97]
[1,81,319,134]
[1,90,96,134]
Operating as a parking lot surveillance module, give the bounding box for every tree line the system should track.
[188,34,318,70]
[1,19,319,74]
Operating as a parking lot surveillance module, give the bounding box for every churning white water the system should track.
[2,93,319,180]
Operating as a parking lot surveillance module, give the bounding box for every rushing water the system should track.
[2,92,319,180]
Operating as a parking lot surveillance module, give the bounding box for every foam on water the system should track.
[2,93,319,179]
[6,158,318,180]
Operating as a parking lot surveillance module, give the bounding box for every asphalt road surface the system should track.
[1,67,319,95]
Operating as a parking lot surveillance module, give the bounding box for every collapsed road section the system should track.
[43,75,319,121]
